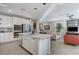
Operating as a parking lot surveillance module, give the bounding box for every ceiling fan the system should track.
[66,13,74,19]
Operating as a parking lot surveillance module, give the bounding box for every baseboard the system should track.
[19,45,33,55]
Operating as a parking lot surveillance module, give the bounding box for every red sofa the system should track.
[64,34,79,45]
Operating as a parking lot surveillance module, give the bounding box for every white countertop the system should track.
[19,33,53,39]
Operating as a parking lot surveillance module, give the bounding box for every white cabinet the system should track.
[38,38,49,55]
[13,17,30,25]
[0,15,14,43]
[0,15,12,27]
[22,36,38,54]
[22,36,26,48]
[13,17,23,25]
[22,36,30,51]
[31,37,38,54]
[25,36,31,51]
[19,34,23,46]
[21,34,51,55]
[0,33,13,43]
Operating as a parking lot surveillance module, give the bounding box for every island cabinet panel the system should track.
[39,38,49,55]
[20,34,51,55]
[22,36,31,52]
[22,36,26,48]
[31,37,39,55]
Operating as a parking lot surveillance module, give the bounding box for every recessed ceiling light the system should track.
[8,9,12,12]
[34,8,37,10]
[43,3,46,5]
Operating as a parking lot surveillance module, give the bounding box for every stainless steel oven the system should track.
[14,25,22,38]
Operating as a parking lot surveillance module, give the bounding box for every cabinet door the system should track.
[22,36,26,48]
[0,33,13,43]
[39,39,49,55]
[0,33,5,42]
[23,36,31,52]
[31,38,38,55]
[27,36,32,52]
[22,36,32,52]
[19,35,23,46]
[22,38,25,47]
[25,36,29,51]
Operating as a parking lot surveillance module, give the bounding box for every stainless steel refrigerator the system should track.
[22,24,32,34]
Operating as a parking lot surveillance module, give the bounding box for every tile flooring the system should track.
[0,41,30,55]
[52,40,79,55]
[0,40,79,55]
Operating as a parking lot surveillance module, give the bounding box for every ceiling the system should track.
[0,3,53,19]
[1,3,79,21]
[43,3,79,22]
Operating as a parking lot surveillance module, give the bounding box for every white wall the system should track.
[42,20,67,40]
[43,20,67,33]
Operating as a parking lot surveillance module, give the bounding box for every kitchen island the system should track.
[19,33,52,55]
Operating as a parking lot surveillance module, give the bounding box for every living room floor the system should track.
[52,40,79,55]
[0,40,79,55]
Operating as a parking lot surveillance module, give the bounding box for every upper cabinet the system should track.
[0,15,32,27]
[0,15,12,27]
[13,17,32,25]
[13,17,25,25]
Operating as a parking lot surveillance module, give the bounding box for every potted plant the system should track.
[56,23,63,35]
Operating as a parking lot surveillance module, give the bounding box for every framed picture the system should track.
[44,25,50,30]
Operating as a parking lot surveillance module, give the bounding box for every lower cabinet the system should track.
[31,37,38,54]
[22,36,38,54]
[22,36,25,48]
[26,36,32,52]
[22,36,50,55]
[0,33,13,43]
[19,35,23,46]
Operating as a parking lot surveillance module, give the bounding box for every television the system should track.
[67,27,78,32]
